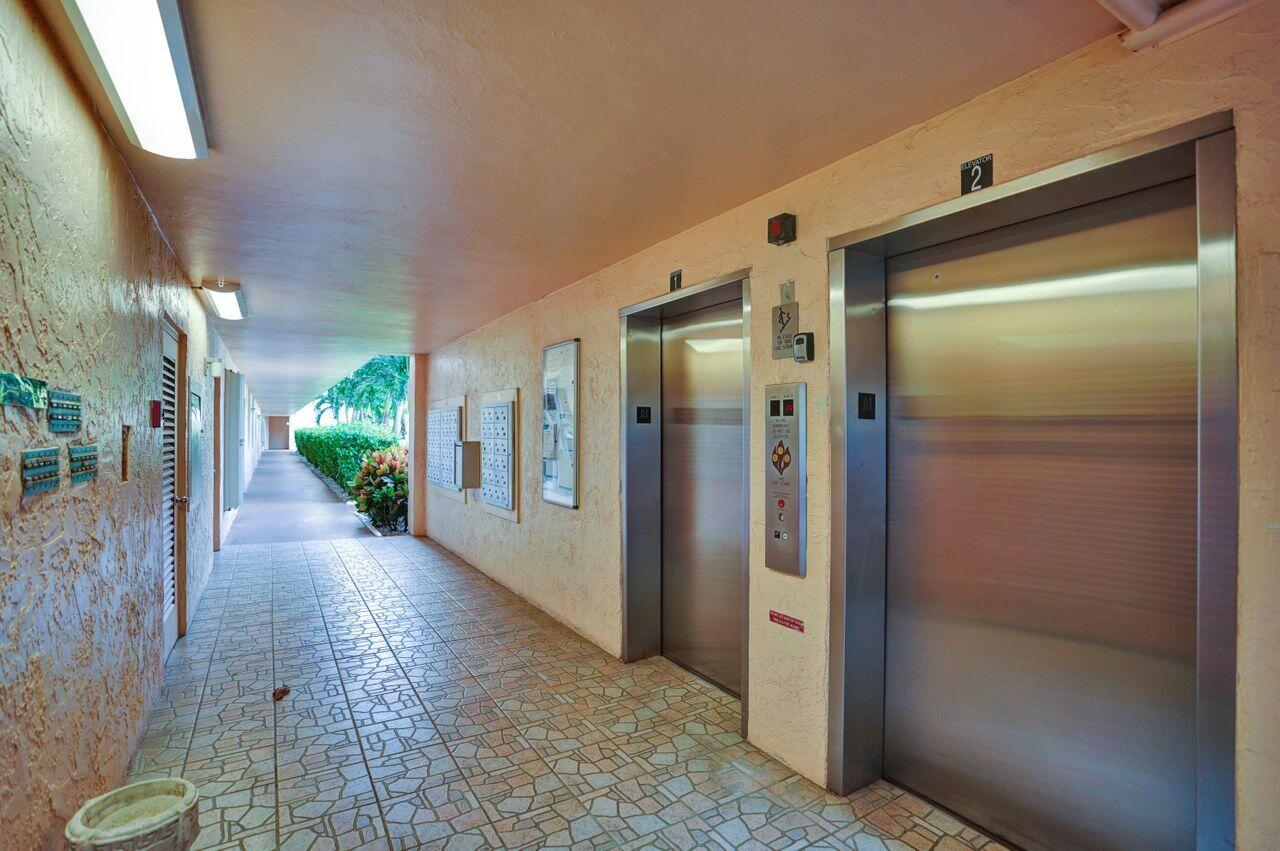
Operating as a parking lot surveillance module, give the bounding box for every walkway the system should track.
[132,536,1002,849]
[224,450,371,545]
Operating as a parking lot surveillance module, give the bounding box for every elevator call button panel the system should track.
[765,382,806,576]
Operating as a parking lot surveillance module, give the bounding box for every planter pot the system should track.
[65,778,199,850]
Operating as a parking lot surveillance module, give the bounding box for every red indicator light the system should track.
[777,499,785,508]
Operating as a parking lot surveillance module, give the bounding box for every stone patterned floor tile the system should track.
[367,742,464,801]
[331,636,394,662]
[580,774,698,844]
[275,725,366,781]
[430,696,516,742]
[275,674,348,713]
[715,742,795,789]
[462,652,532,678]
[475,666,553,701]
[277,762,377,826]
[700,791,835,849]
[637,684,727,721]
[611,723,712,775]
[399,652,476,688]
[337,652,411,698]
[277,802,388,850]
[430,620,495,642]
[382,626,448,653]
[517,714,613,761]
[192,700,275,734]
[488,797,613,849]
[188,724,275,764]
[274,656,342,685]
[128,729,191,778]
[614,814,717,850]
[449,727,542,773]
[380,779,491,849]
[494,686,571,727]
[159,678,207,708]
[349,687,429,727]
[201,674,277,706]
[137,538,998,851]
[189,778,276,849]
[584,697,675,739]
[414,677,491,715]
[650,750,765,816]
[676,706,745,751]
[276,704,354,741]
[546,740,649,798]
[145,703,202,735]
[463,748,576,821]
[356,710,444,760]
[195,826,279,851]
[185,745,276,786]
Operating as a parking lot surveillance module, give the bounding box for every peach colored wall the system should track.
[0,3,252,846]
[422,6,1280,845]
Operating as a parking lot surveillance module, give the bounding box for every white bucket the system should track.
[65,778,200,851]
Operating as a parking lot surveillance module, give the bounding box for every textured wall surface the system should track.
[0,3,248,846]
[424,4,1280,844]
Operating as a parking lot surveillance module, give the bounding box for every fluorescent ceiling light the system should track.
[205,290,243,321]
[200,280,246,320]
[61,0,208,159]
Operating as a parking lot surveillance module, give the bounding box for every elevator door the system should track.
[884,179,1198,850]
[661,300,744,694]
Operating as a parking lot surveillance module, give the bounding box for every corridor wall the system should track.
[418,4,1280,845]
[0,3,260,844]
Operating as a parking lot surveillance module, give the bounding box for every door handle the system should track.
[175,496,190,508]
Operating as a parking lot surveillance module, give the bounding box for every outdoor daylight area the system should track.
[289,355,410,535]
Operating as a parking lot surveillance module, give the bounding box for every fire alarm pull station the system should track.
[765,382,806,576]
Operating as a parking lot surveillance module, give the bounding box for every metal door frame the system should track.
[619,269,752,734]
[825,112,1238,849]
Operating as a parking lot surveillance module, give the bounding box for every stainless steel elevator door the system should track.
[661,300,744,694]
[884,179,1198,851]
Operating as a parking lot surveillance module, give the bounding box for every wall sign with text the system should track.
[961,153,994,195]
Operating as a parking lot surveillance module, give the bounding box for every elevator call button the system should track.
[765,382,806,577]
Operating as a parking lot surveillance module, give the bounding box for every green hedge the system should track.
[294,423,398,494]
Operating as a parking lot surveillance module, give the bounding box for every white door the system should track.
[161,327,180,655]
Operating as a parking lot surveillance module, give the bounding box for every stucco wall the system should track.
[0,3,250,846]
[423,5,1279,845]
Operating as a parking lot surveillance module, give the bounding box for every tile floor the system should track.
[131,536,1006,850]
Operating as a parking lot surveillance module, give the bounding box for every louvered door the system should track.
[161,327,180,654]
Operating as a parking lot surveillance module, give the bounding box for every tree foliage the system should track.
[294,423,398,495]
[314,355,409,437]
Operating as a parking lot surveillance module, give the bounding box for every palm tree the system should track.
[310,355,409,438]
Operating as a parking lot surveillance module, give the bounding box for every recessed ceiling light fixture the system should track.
[60,0,208,159]
[200,278,246,321]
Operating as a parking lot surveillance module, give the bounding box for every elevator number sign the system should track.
[961,153,993,195]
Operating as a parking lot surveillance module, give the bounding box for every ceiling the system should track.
[37,0,1120,413]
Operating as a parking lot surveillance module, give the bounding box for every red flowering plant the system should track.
[350,446,408,532]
